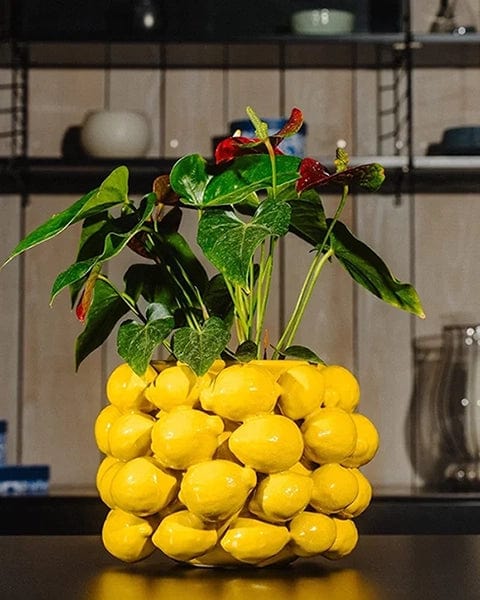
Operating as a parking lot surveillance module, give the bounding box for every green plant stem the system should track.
[318,184,349,256]
[255,237,276,356]
[273,246,334,357]
[225,279,248,343]
[247,258,257,339]
[97,274,145,323]
[273,184,349,357]
[147,236,203,333]
[265,139,277,197]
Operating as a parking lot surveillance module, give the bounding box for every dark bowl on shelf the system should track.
[427,126,480,155]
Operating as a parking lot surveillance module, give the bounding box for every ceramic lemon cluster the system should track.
[96,358,378,567]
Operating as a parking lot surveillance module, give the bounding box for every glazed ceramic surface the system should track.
[95,359,378,567]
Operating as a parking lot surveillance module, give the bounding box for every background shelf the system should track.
[3,156,479,196]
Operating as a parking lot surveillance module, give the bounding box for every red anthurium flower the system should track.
[75,290,88,323]
[215,107,304,165]
[270,107,304,143]
[296,157,331,193]
[296,157,385,194]
[75,264,101,323]
[214,136,279,164]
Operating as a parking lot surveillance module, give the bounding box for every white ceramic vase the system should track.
[80,110,151,158]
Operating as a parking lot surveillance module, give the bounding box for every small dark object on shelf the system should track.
[61,126,88,160]
[427,126,480,155]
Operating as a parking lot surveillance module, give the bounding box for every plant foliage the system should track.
[2,107,424,375]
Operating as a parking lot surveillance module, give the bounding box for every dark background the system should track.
[7,1,405,42]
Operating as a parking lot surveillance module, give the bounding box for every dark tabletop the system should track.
[0,534,479,600]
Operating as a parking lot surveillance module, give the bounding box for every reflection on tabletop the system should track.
[84,564,380,600]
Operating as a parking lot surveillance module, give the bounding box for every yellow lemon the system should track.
[278,364,325,420]
[289,461,313,476]
[341,413,380,468]
[152,510,218,561]
[102,508,156,563]
[106,363,156,413]
[220,517,290,564]
[108,412,155,461]
[179,459,256,522]
[96,455,120,486]
[301,407,357,464]
[189,544,244,568]
[322,517,358,560]
[94,404,122,455]
[320,365,360,412]
[339,469,373,518]
[249,470,313,523]
[214,431,240,463]
[250,359,308,380]
[110,457,178,516]
[289,511,337,557]
[96,456,123,508]
[200,363,280,422]
[228,414,304,473]
[310,463,359,514]
[145,364,200,411]
[151,407,224,470]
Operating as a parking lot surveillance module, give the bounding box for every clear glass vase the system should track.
[434,324,480,490]
[409,324,480,491]
[408,334,446,489]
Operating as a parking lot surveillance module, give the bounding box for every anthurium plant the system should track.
[3,107,424,376]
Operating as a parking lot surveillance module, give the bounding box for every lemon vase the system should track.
[95,359,379,567]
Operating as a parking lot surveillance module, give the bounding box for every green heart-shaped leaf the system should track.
[203,154,301,207]
[288,192,327,247]
[330,220,425,318]
[203,274,234,322]
[172,317,231,375]
[150,230,208,295]
[117,304,175,375]
[124,263,177,310]
[170,154,212,206]
[50,193,156,303]
[282,345,325,364]
[75,278,130,370]
[235,340,258,362]
[3,166,129,267]
[197,199,291,286]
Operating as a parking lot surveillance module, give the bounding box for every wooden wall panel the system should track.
[354,195,415,487]
[163,69,224,159]
[411,0,480,33]
[0,197,22,463]
[28,69,105,157]
[413,68,480,156]
[411,0,441,33]
[21,196,104,487]
[284,69,353,158]
[226,69,281,126]
[353,69,377,156]
[414,194,480,336]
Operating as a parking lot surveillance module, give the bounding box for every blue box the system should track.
[229,118,308,158]
[0,465,50,496]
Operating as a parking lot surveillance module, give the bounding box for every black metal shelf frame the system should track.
[2,1,480,196]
